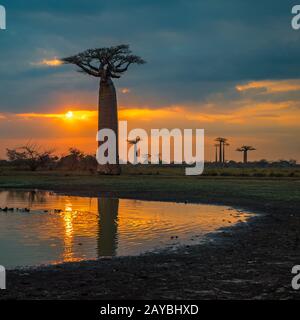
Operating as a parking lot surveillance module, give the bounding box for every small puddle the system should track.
[0,190,254,268]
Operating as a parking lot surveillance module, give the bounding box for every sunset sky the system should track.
[0,0,299,161]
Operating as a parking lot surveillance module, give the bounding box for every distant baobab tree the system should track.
[142,153,152,164]
[215,137,228,163]
[214,144,219,163]
[223,142,230,163]
[236,146,256,163]
[127,137,141,164]
[62,45,146,174]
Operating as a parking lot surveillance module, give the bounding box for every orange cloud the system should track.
[32,58,63,67]
[12,100,299,129]
[186,112,238,123]
[236,80,300,93]
[187,101,299,126]
[119,106,184,121]
[17,110,97,121]
[1,77,299,160]
[0,100,299,161]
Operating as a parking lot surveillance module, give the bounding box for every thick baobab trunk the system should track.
[97,78,121,175]
[244,151,248,163]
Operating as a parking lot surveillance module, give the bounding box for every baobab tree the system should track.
[214,144,219,163]
[128,137,141,164]
[142,153,152,164]
[236,145,256,163]
[215,137,228,163]
[62,45,146,174]
[223,142,230,163]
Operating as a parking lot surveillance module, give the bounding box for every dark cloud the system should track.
[0,0,299,112]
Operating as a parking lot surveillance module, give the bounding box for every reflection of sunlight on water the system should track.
[62,210,74,262]
[65,205,73,212]
[0,190,255,268]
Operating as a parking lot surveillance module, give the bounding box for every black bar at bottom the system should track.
[0,300,294,319]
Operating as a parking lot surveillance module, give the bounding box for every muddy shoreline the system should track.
[0,185,300,300]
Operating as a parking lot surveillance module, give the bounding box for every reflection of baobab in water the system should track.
[97,198,119,257]
[62,45,146,175]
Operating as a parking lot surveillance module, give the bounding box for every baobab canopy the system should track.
[62,44,146,80]
[236,145,256,164]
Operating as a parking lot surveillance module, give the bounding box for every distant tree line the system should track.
[204,159,298,169]
[163,160,299,169]
[0,143,298,172]
[2,144,98,172]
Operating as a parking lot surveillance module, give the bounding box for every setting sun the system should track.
[65,111,74,119]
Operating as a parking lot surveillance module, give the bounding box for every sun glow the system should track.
[65,111,74,119]
[65,206,73,212]
[40,58,63,67]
